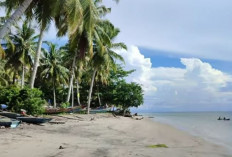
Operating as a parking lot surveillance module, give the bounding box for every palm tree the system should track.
[61,43,89,107]
[59,0,98,103]
[54,0,118,104]
[28,0,62,89]
[5,21,37,88]
[86,21,126,114]
[40,42,69,108]
[0,0,33,40]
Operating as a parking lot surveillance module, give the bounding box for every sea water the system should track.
[143,112,232,150]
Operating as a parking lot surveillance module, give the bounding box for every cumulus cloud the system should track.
[117,46,232,111]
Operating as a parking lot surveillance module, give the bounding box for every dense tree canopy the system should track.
[0,0,144,115]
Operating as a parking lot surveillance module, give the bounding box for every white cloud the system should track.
[118,46,232,111]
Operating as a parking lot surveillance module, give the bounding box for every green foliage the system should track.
[60,102,70,108]
[0,86,20,105]
[147,144,168,148]
[114,81,144,110]
[0,86,45,115]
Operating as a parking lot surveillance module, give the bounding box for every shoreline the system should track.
[0,113,230,157]
[151,118,232,153]
[143,112,232,153]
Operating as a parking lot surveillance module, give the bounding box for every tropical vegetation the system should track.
[0,0,144,115]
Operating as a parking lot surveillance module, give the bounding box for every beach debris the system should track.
[90,117,95,121]
[132,116,144,120]
[148,116,154,118]
[146,144,168,148]
[59,146,64,149]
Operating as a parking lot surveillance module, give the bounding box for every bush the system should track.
[0,86,20,105]
[0,86,45,115]
[60,102,70,108]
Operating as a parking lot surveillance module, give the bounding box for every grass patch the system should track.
[146,144,168,148]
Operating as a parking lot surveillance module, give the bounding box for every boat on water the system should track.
[17,117,52,124]
[217,117,230,121]
[0,117,21,128]
[0,111,22,119]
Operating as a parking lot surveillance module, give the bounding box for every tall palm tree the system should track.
[28,0,62,89]
[86,21,126,114]
[5,21,37,88]
[40,42,69,108]
[56,0,114,103]
[54,0,118,104]
[61,43,89,107]
[0,0,33,40]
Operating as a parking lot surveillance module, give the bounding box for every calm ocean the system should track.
[143,112,232,150]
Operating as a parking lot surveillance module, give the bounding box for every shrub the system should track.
[0,86,45,115]
[60,102,70,108]
[0,86,20,105]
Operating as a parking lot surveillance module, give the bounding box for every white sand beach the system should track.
[0,114,230,157]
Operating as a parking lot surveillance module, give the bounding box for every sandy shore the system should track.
[0,113,230,157]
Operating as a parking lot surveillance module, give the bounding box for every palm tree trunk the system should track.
[12,72,16,84]
[21,65,25,88]
[29,27,44,88]
[53,81,57,108]
[97,92,102,106]
[66,52,78,102]
[71,81,74,107]
[0,0,33,40]
[76,79,81,106]
[87,69,97,114]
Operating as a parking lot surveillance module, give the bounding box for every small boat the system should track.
[44,106,83,114]
[0,111,22,119]
[89,108,111,114]
[17,117,52,124]
[44,108,74,114]
[217,117,230,121]
[0,117,21,128]
[69,107,82,113]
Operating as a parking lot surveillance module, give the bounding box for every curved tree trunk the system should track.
[87,69,97,114]
[66,52,78,102]
[76,79,81,106]
[0,0,33,40]
[29,28,44,88]
[21,65,25,88]
[53,81,57,108]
